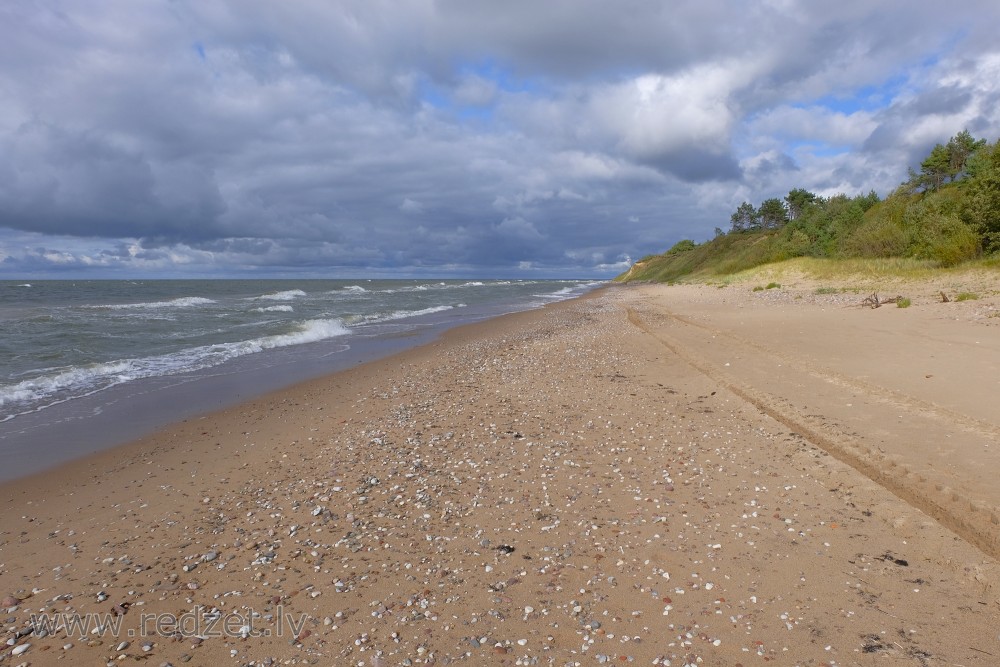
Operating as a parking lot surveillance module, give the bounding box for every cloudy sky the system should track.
[2,1,999,278]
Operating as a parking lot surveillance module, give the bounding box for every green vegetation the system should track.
[955,292,979,301]
[617,130,1000,283]
[752,285,764,291]
[896,297,912,308]
[765,282,781,289]
[814,287,839,294]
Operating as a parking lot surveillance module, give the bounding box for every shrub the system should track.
[841,212,909,258]
[955,292,979,301]
[910,211,980,266]
[765,282,781,289]
[752,285,765,291]
[896,297,912,308]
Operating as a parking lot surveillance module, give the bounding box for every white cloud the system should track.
[594,63,748,161]
[453,74,498,106]
[400,198,425,213]
[495,216,545,241]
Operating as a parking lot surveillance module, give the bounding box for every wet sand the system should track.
[2,282,999,666]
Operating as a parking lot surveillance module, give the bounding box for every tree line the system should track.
[719,129,1000,259]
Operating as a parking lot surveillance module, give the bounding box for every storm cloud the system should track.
[2,1,999,277]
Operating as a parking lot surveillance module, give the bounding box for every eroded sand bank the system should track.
[2,284,998,666]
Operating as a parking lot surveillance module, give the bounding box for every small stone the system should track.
[203,551,218,562]
[116,641,130,652]
[12,643,30,656]
[1,595,18,608]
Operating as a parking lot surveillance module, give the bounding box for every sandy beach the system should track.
[2,280,999,667]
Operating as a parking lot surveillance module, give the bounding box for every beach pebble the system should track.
[12,643,30,656]
[1,595,19,608]
[203,551,218,562]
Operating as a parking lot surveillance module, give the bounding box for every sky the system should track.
[2,1,1000,278]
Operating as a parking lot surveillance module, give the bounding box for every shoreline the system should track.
[0,285,602,484]
[0,290,605,493]
[1,282,998,666]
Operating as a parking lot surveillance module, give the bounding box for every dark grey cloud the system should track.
[2,0,1000,277]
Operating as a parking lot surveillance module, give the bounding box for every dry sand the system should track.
[2,281,999,667]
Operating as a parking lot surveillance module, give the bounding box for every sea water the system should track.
[0,279,601,479]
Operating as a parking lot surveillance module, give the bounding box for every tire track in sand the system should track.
[663,307,1000,443]
[625,305,1000,562]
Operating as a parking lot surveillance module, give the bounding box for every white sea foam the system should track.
[342,285,367,292]
[89,296,217,310]
[534,282,604,300]
[534,286,576,299]
[382,305,458,321]
[0,318,349,418]
[252,305,294,313]
[258,289,307,301]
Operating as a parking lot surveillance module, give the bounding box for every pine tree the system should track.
[730,202,759,232]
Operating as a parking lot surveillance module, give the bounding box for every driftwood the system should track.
[861,292,904,308]
[940,290,951,303]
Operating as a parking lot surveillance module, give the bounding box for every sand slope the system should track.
[1,285,998,666]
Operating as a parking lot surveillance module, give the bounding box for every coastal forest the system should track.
[619,131,1000,282]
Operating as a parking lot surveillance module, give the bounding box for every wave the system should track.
[380,283,436,294]
[382,304,459,321]
[257,289,306,301]
[88,296,217,310]
[534,281,606,300]
[252,305,294,313]
[534,286,576,299]
[0,318,349,419]
[342,285,367,292]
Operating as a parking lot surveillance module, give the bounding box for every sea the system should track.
[0,278,603,481]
